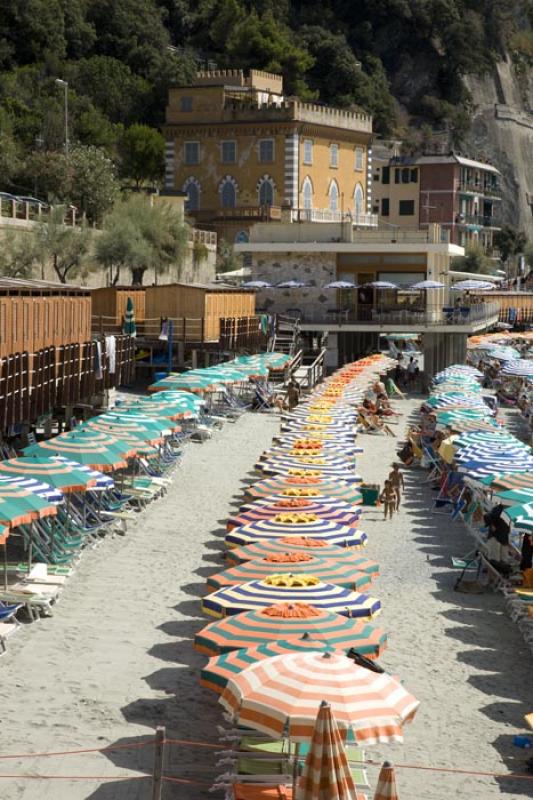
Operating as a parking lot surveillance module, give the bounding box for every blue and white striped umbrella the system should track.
[363,281,398,289]
[451,280,494,291]
[457,459,533,477]
[53,457,114,491]
[501,359,533,377]
[323,281,359,289]
[454,447,531,463]
[202,577,381,619]
[0,475,64,504]
[454,431,528,448]
[410,280,445,289]
[426,394,487,410]
[501,503,533,532]
[226,518,367,549]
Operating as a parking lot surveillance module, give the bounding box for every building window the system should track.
[303,139,313,165]
[354,183,364,216]
[410,168,418,183]
[180,96,193,112]
[302,177,313,210]
[184,141,199,165]
[259,139,274,163]
[399,199,415,216]
[329,180,339,212]
[381,198,390,217]
[330,143,339,168]
[183,177,201,211]
[221,141,236,164]
[394,168,400,184]
[258,177,275,206]
[354,147,364,171]
[219,176,237,208]
[382,166,390,184]
[401,167,410,184]
[235,231,249,244]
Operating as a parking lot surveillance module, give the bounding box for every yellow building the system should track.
[164,69,375,243]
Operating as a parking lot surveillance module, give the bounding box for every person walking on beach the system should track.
[407,356,418,389]
[389,463,405,510]
[379,479,398,520]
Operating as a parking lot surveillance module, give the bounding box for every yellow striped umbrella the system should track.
[298,700,357,800]
[220,651,419,743]
[373,762,399,800]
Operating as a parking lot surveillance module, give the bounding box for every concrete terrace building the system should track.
[163,69,376,243]
[235,222,500,373]
[372,149,502,254]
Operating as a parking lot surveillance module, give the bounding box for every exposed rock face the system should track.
[464,58,533,238]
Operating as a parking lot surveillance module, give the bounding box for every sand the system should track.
[0,399,533,799]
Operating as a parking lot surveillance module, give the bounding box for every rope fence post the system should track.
[151,726,165,800]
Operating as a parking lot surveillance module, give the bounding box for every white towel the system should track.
[105,335,116,374]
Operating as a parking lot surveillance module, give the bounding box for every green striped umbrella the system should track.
[226,541,378,576]
[194,603,386,657]
[493,488,533,507]
[0,484,57,526]
[201,639,338,694]
[149,374,221,393]
[122,296,136,337]
[481,473,533,491]
[24,430,134,472]
[0,457,97,493]
[502,503,533,531]
[79,423,161,458]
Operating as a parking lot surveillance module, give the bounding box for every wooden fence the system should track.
[219,317,266,352]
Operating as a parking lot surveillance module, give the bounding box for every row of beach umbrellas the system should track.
[193,354,414,799]
[243,279,495,291]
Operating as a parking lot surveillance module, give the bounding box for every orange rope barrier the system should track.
[0,740,155,760]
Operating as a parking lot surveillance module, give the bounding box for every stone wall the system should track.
[252,252,337,317]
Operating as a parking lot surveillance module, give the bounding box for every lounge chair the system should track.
[0,620,19,654]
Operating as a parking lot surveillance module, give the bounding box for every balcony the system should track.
[457,214,502,229]
[193,206,283,224]
[297,301,501,333]
[458,181,502,198]
[291,209,378,227]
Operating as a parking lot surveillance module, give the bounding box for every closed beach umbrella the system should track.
[0,457,97,493]
[201,640,337,694]
[227,500,361,530]
[226,518,367,549]
[298,700,358,800]
[226,540,379,577]
[122,296,136,336]
[220,650,419,743]
[373,762,400,800]
[206,555,373,592]
[0,475,63,504]
[202,575,380,619]
[194,603,386,657]
[246,478,362,504]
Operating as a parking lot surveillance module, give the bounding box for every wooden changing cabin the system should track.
[91,286,146,328]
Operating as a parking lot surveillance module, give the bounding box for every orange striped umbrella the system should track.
[373,762,399,800]
[298,700,357,800]
[226,540,378,578]
[0,524,9,545]
[220,651,419,743]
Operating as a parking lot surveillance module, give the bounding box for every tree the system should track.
[33,204,92,283]
[96,195,188,285]
[68,55,150,124]
[67,145,119,223]
[0,231,38,278]
[119,124,165,188]
[494,224,527,264]
[216,238,242,274]
[451,243,493,274]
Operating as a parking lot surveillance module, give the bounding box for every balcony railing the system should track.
[457,214,502,228]
[188,228,217,246]
[296,302,501,328]
[0,198,77,226]
[290,209,378,227]
[458,181,502,197]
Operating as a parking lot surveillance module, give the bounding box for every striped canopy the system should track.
[373,762,399,800]
[501,359,533,377]
[0,484,57,526]
[454,431,526,447]
[206,555,373,592]
[426,394,487,410]
[493,488,533,507]
[228,501,361,531]
[266,443,360,457]
[226,519,367,549]
[0,457,98,493]
[435,409,493,422]
[77,423,161,458]
[226,541,378,576]
[484,347,521,361]
[149,374,221,393]
[248,478,363,496]
[202,576,380,619]
[88,410,175,437]
[501,503,533,531]
[483,473,533,491]
[24,430,135,471]
[0,475,63,504]
[457,460,533,478]
[53,457,114,491]
[454,446,531,463]
[298,700,358,800]
[119,399,195,421]
[201,640,337,694]
[220,650,419,744]
[257,462,360,481]
[142,389,205,409]
[240,496,363,514]
[194,603,386,657]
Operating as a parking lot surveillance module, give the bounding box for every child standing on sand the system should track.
[379,479,398,520]
[389,463,405,510]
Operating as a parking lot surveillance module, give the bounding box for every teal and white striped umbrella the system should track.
[122,296,136,337]
[501,503,533,531]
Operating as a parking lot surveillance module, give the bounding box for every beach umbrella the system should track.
[246,478,363,505]
[0,475,63,504]
[149,373,221,393]
[324,281,359,289]
[24,430,133,472]
[0,484,57,526]
[454,431,524,447]
[226,518,367,549]
[501,359,533,377]
[277,280,309,288]
[501,503,533,531]
[483,473,533,492]
[119,399,195,421]
[298,700,358,800]
[0,457,98,493]
[410,280,445,290]
[267,443,360,458]
[53,457,114,491]
[83,415,169,443]
[492,487,533,507]
[451,280,494,291]
[373,762,400,800]
[220,650,419,743]
[457,459,533,478]
[258,461,360,481]
[202,575,380,619]
[201,640,337,694]
[99,409,177,434]
[194,603,386,657]
[425,393,487,409]
[207,555,373,592]
[242,280,272,289]
[226,540,378,576]
[363,281,398,289]
[454,446,530,463]
[485,348,521,362]
[76,423,161,459]
[122,296,136,336]
[228,500,362,530]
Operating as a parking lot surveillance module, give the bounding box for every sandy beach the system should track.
[1,399,533,799]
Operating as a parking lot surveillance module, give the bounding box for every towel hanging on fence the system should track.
[159,317,169,341]
[105,335,116,374]
[95,340,103,380]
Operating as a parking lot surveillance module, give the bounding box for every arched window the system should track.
[329,180,339,213]
[354,183,364,216]
[302,177,313,210]
[219,176,237,208]
[183,177,201,211]
[258,179,274,207]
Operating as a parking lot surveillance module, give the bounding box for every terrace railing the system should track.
[297,301,501,327]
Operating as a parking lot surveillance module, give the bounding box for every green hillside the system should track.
[1,0,531,198]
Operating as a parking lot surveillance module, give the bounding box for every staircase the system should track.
[269,314,300,357]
